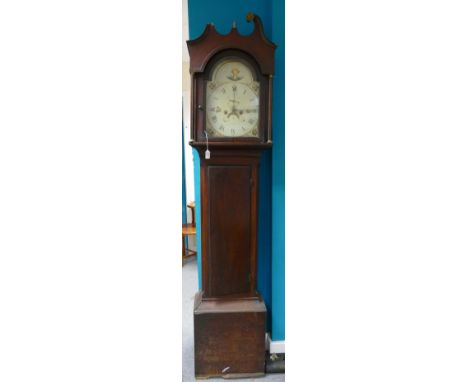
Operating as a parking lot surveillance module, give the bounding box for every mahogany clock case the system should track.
[187,14,276,379]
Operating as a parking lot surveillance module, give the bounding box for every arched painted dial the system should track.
[206,59,260,138]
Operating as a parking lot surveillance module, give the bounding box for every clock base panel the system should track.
[193,291,266,379]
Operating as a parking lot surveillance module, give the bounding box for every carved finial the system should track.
[232,21,236,29]
[245,12,271,46]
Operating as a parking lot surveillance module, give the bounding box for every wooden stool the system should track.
[182,202,197,265]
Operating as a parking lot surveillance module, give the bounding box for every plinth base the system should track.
[194,291,266,379]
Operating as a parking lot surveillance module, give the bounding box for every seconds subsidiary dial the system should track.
[206,59,260,138]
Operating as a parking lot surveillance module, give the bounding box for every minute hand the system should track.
[227,86,240,118]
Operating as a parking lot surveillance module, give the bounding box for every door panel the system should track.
[206,165,252,296]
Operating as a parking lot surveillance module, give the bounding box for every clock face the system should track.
[206,59,260,138]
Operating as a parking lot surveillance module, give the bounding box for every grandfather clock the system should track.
[187,13,276,379]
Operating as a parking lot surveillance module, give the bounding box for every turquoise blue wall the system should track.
[271,0,285,342]
[188,0,284,342]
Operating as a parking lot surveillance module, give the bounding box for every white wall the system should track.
[182,0,194,213]
[183,0,196,261]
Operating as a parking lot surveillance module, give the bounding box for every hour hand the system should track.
[244,108,257,114]
[227,110,240,118]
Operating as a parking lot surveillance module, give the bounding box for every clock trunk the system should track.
[200,151,260,298]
